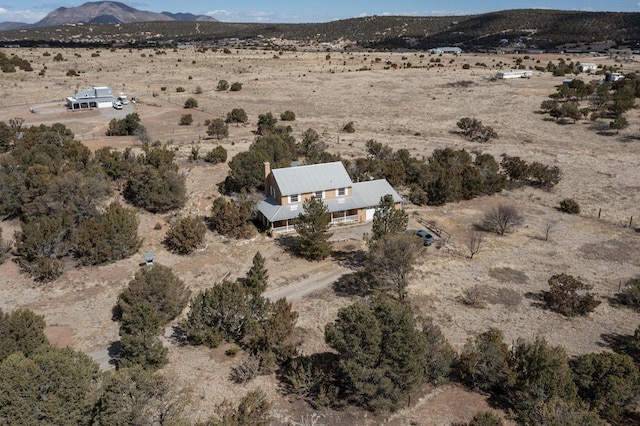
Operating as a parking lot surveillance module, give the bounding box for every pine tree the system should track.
[371,194,408,240]
[295,197,333,260]
[243,251,268,294]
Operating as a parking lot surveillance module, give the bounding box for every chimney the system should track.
[263,162,271,179]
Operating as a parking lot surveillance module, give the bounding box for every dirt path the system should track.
[265,266,350,301]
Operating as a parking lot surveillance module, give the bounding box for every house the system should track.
[496,70,532,79]
[65,86,115,110]
[257,161,403,234]
[429,47,463,54]
[578,63,597,72]
[605,72,625,82]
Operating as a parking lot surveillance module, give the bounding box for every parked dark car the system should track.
[415,230,435,246]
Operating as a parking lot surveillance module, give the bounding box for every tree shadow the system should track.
[596,130,618,137]
[331,249,367,269]
[621,134,640,143]
[107,340,122,367]
[523,291,546,309]
[333,271,371,297]
[274,235,299,256]
[600,332,639,364]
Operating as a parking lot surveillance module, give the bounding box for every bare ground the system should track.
[1,47,639,424]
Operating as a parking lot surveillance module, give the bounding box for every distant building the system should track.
[66,86,115,110]
[578,63,597,72]
[605,72,625,82]
[496,70,532,79]
[429,47,463,54]
[257,161,403,234]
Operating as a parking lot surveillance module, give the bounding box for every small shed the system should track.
[143,253,155,266]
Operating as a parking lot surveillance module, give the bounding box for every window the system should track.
[289,194,299,203]
[314,190,324,199]
[270,186,275,198]
[337,187,346,196]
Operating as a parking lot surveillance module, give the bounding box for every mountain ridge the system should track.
[0,1,216,31]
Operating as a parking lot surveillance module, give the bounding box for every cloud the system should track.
[0,8,47,23]
[206,9,276,22]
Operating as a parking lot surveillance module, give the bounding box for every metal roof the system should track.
[257,179,402,223]
[271,161,353,196]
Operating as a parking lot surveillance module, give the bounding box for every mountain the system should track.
[161,12,217,22]
[31,1,216,28]
[0,22,29,32]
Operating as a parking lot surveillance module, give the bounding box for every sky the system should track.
[1,0,639,24]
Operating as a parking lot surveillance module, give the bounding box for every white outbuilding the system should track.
[66,86,115,110]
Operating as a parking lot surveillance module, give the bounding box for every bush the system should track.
[66,69,77,77]
[482,204,524,235]
[206,118,229,139]
[207,196,255,239]
[542,273,601,316]
[184,97,198,109]
[559,198,580,214]
[175,87,185,93]
[280,110,296,121]
[216,79,229,91]
[0,229,10,264]
[616,276,640,310]
[225,108,248,125]
[106,113,141,136]
[179,113,193,126]
[74,202,141,266]
[115,264,190,324]
[163,217,206,255]
[124,166,186,213]
[204,145,228,164]
[230,82,243,91]
[456,117,497,142]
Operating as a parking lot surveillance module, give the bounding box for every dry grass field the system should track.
[1,47,639,424]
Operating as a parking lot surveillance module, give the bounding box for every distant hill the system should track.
[0,1,216,31]
[0,8,639,50]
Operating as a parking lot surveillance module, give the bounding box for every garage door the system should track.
[365,208,376,221]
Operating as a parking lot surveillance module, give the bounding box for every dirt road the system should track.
[265,266,350,301]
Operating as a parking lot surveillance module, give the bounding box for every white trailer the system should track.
[496,70,532,79]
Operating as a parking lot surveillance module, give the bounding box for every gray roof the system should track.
[272,161,353,196]
[257,179,402,223]
[74,86,113,99]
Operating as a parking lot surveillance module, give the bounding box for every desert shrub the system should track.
[179,113,193,126]
[118,304,168,371]
[0,229,10,264]
[183,97,198,109]
[559,198,580,214]
[230,82,242,91]
[615,276,640,310]
[163,216,206,255]
[324,294,453,411]
[66,69,77,77]
[465,412,504,426]
[456,117,497,142]
[256,112,277,135]
[204,145,228,164]
[342,121,356,133]
[123,165,186,213]
[571,351,640,423]
[194,85,203,94]
[216,79,229,91]
[542,273,601,316]
[223,48,232,54]
[225,108,248,125]
[482,204,524,235]
[527,162,561,188]
[106,113,141,136]
[280,110,296,121]
[455,328,513,394]
[53,53,64,61]
[74,202,141,266]
[115,264,190,324]
[0,308,47,362]
[462,63,471,70]
[280,353,340,408]
[206,118,228,139]
[207,196,255,239]
[230,355,261,384]
[175,86,185,93]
